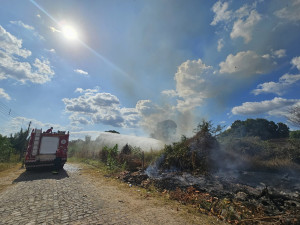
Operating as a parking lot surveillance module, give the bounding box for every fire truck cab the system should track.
[25,128,69,170]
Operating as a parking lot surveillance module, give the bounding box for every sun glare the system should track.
[62,25,78,40]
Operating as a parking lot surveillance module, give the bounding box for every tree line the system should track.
[0,128,29,162]
[221,118,290,140]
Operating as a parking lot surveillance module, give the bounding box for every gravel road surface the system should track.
[0,164,225,225]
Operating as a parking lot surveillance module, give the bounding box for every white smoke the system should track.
[94,132,164,152]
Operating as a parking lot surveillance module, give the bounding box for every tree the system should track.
[222,118,290,140]
[194,120,225,137]
[276,122,289,138]
[105,130,120,134]
[9,128,29,155]
[0,134,14,162]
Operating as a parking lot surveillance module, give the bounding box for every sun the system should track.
[61,25,78,40]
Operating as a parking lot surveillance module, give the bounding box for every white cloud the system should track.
[174,59,214,111]
[231,97,300,116]
[235,4,251,19]
[272,49,286,58]
[74,69,88,75]
[0,25,31,58]
[274,0,300,22]
[75,88,84,93]
[10,20,44,40]
[252,73,300,96]
[10,21,34,30]
[211,2,262,43]
[1,117,68,137]
[93,93,119,106]
[74,87,99,94]
[230,10,261,43]
[291,56,300,70]
[0,88,11,100]
[217,38,224,52]
[63,88,139,128]
[210,1,232,26]
[92,110,124,127]
[69,114,90,125]
[136,100,162,117]
[0,51,54,83]
[46,48,56,53]
[161,89,178,97]
[0,25,54,83]
[219,50,275,76]
[62,95,98,114]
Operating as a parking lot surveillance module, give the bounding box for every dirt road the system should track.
[0,163,225,225]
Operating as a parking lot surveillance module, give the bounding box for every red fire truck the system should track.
[25,128,69,170]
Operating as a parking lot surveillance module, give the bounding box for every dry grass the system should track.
[76,161,226,225]
[0,162,19,173]
[0,163,23,193]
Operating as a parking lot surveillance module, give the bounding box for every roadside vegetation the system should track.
[69,117,300,175]
[68,136,163,173]
[0,128,29,172]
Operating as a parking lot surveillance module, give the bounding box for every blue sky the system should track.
[0,0,300,140]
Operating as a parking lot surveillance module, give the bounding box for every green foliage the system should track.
[290,130,300,139]
[163,135,191,170]
[194,120,224,137]
[222,118,289,140]
[0,134,15,162]
[9,127,29,154]
[102,144,119,169]
[161,121,220,173]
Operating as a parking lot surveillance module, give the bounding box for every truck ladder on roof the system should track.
[32,129,42,156]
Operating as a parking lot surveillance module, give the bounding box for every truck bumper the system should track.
[25,159,67,169]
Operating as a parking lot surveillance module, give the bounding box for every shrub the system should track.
[290,130,300,139]
[100,145,118,169]
[161,120,220,174]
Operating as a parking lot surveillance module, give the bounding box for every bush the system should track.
[160,120,220,174]
[100,145,119,169]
